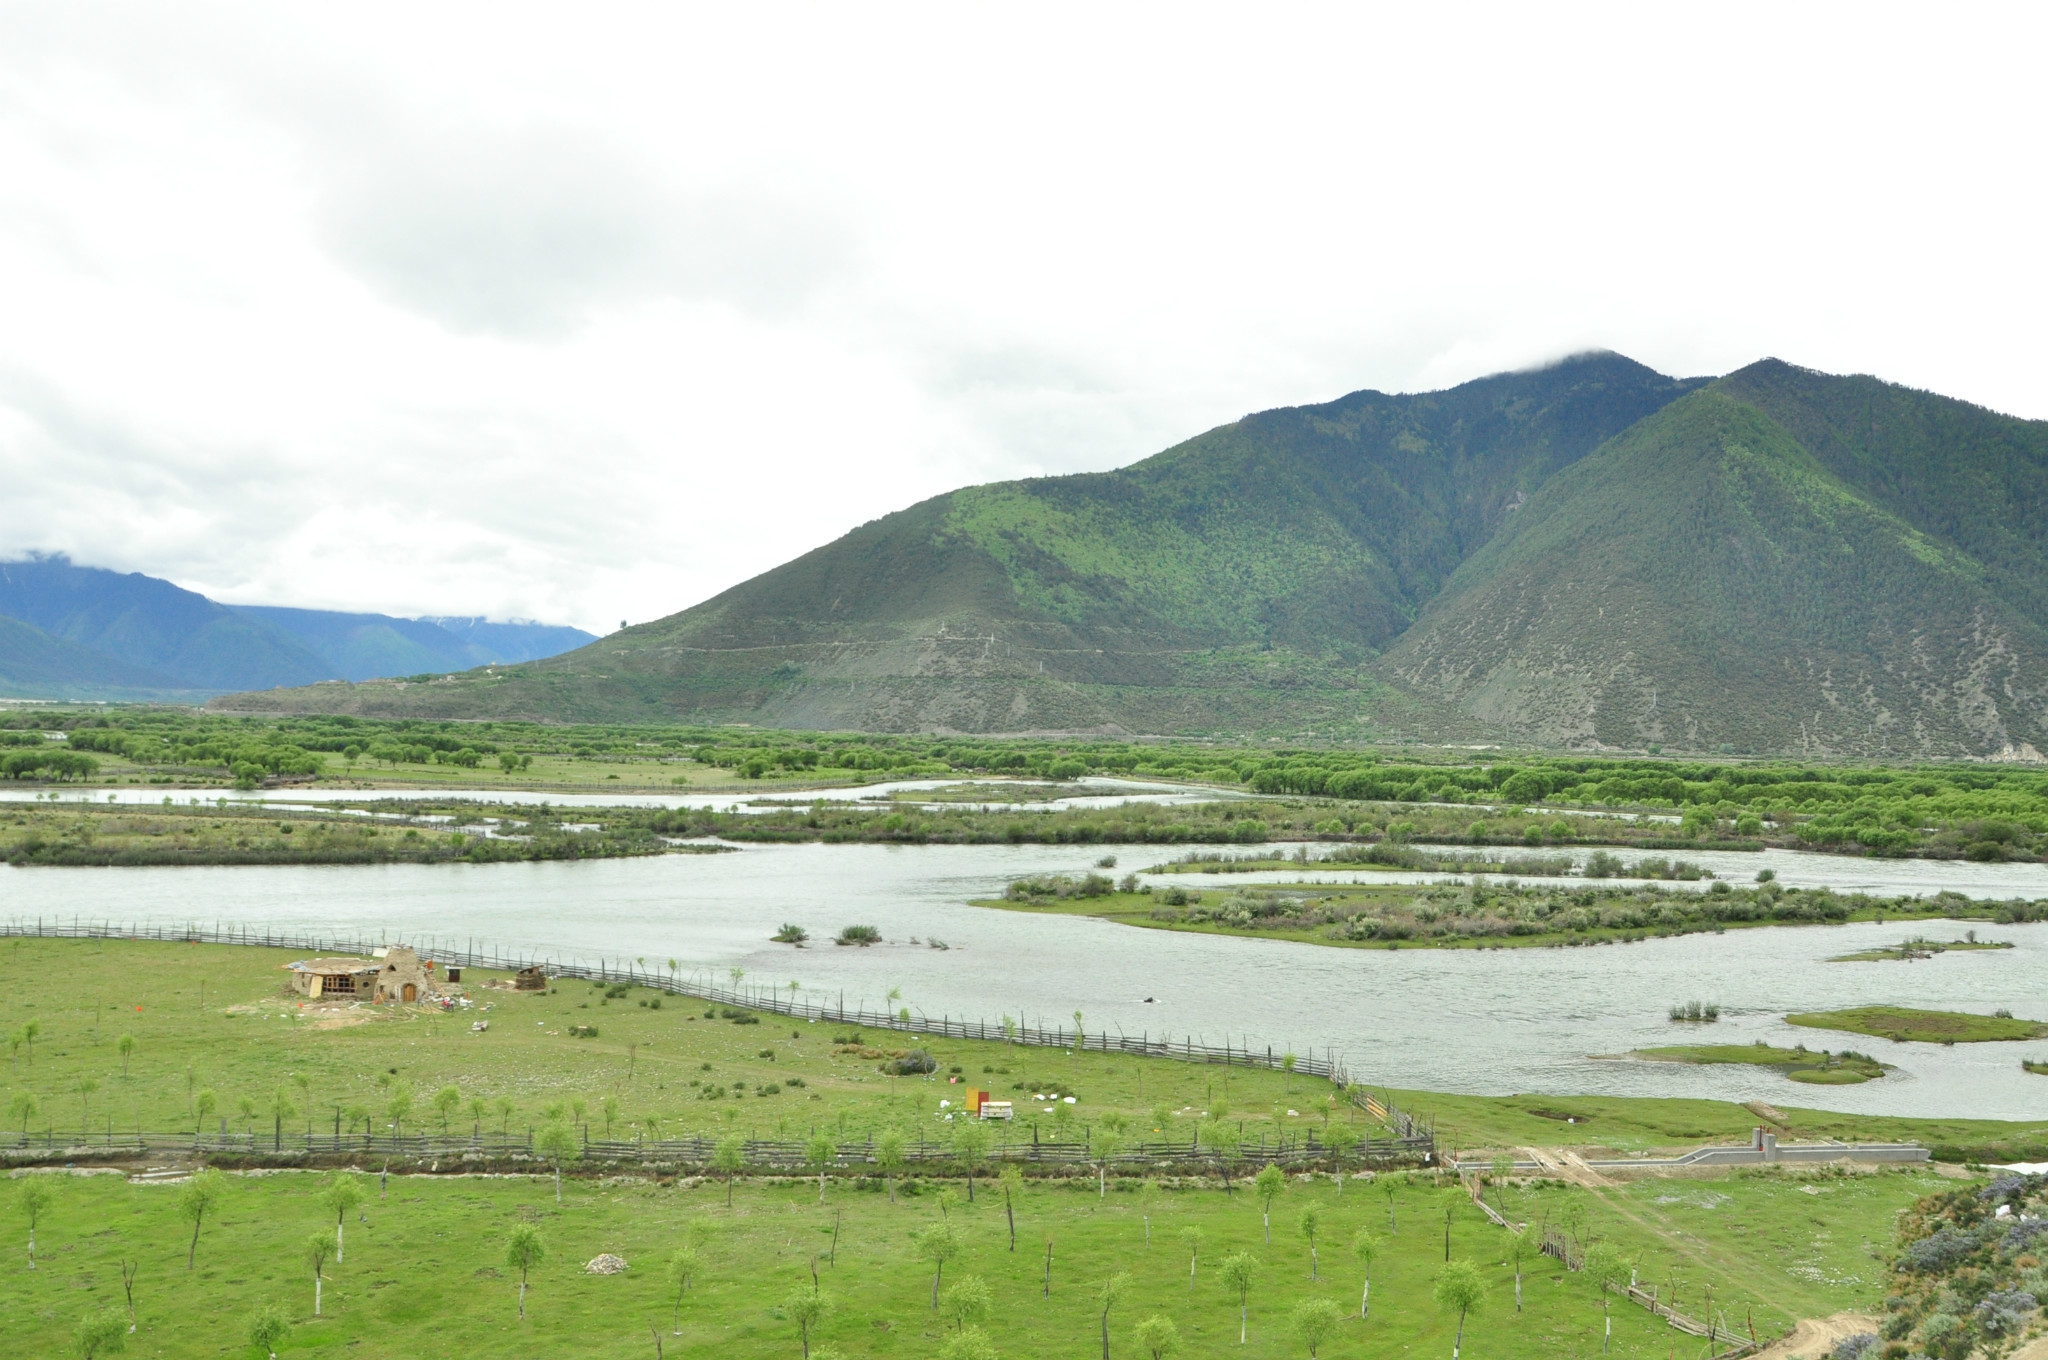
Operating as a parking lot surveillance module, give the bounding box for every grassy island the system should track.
[1786,1006,2048,1044]
[975,875,2048,951]
[1827,935,2015,963]
[1627,1043,1890,1085]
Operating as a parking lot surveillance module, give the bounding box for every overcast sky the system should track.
[1,4,2042,635]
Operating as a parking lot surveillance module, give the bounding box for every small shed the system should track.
[286,957,381,999]
[514,966,548,992]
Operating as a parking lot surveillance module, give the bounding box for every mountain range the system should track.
[218,352,2048,758]
[0,556,595,699]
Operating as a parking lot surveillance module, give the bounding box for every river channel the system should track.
[7,831,2048,1122]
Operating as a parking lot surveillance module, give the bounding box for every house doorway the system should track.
[402,983,416,1002]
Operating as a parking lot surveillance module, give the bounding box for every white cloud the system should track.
[0,2,2043,634]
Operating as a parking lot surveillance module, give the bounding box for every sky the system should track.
[0,4,2043,635]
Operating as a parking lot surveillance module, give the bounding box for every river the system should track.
[6,834,2048,1121]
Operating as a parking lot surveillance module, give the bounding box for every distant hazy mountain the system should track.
[219,352,2048,757]
[0,555,594,698]
[235,607,597,682]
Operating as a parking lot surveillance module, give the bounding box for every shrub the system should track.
[887,1050,937,1075]
[836,925,882,946]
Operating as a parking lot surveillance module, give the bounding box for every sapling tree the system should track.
[999,1165,1024,1251]
[119,1258,138,1332]
[1134,1314,1180,1360]
[469,1096,488,1140]
[1092,1126,1125,1200]
[602,1094,620,1139]
[496,1096,515,1137]
[1434,1259,1487,1360]
[246,1302,290,1360]
[785,1285,830,1359]
[1097,1271,1132,1360]
[1489,1155,1514,1213]
[1351,1229,1380,1318]
[938,1327,998,1360]
[20,1177,53,1269]
[74,1307,126,1360]
[1323,1124,1357,1190]
[916,1221,963,1309]
[193,1089,216,1136]
[1299,1203,1323,1280]
[322,1171,363,1263]
[1137,1178,1161,1245]
[714,1134,746,1207]
[807,1132,837,1203]
[1254,1164,1285,1244]
[506,1223,546,1319]
[305,1232,332,1316]
[942,1274,992,1332]
[116,1034,135,1077]
[177,1169,225,1270]
[1292,1297,1341,1359]
[875,1130,907,1204]
[1382,1171,1400,1234]
[1218,1251,1257,1345]
[954,1121,990,1201]
[1583,1243,1627,1352]
[433,1085,461,1136]
[1179,1226,1203,1289]
[666,1246,700,1334]
[1508,1228,1530,1312]
[9,1090,39,1143]
[384,1087,411,1136]
[536,1123,579,1203]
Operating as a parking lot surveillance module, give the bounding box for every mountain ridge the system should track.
[212,353,2048,757]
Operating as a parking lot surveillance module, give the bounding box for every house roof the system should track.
[287,957,379,974]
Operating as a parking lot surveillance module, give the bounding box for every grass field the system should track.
[1785,1006,2048,1044]
[0,937,2017,1356]
[4,1144,1947,1358]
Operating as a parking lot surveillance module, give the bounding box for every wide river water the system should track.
[7,827,2048,1122]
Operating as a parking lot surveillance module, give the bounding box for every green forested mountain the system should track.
[0,614,197,699]
[219,355,2048,758]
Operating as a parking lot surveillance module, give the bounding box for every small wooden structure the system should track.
[285,957,380,999]
[514,966,548,992]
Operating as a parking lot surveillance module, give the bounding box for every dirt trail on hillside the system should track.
[1747,1312,1879,1359]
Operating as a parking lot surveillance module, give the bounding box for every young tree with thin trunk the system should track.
[76,1077,99,1136]
[385,1087,411,1137]
[9,1090,39,1144]
[321,1171,363,1263]
[1218,1251,1257,1344]
[20,1177,53,1270]
[874,1130,907,1204]
[1092,1127,1125,1200]
[433,1085,461,1136]
[1179,1226,1203,1290]
[667,1245,699,1334]
[1254,1164,1284,1244]
[942,1275,991,1333]
[1292,1297,1341,1359]
[1382,1171,1400,1234]
[953,1122,989,1202]
[119,1259,138,1333]
[506,1224,545,1320]
[177,1169,225,1270]
[1582,1243,1626,1352]
[999,1165,1023,1251]
[1489,1155,1514,1213]
[1323,1124,1357,1191]
[1508,1228,1529,1312]
[714,1134,746,1208]
[1433,1259,1487,1360]
[193,1089,216,1136]
[916,1221,962,1309]
[1097,1271,1131,1360]
[305,1232,332,1317]
[806,1132,837,1203]
[536,1123,579,1203]
[1351,1229,1380,1318]
[496,1096,515,1137]
[116,1034,135,1077]
[1298,1203,1323,1280]
[602,1094,620,1139]
[785,1285,830,1359]
[246,1302,289,1360]
[74,1307,126,1360]
[1134,1314,1180,1360]
[469,1096,488,1141]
